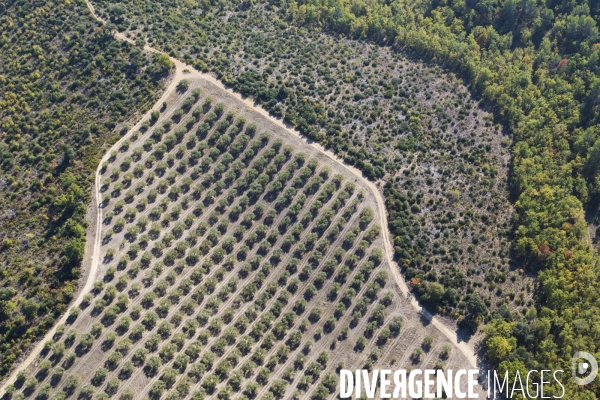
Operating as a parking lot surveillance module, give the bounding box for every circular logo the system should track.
[572,351,598,385]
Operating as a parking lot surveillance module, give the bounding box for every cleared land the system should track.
[1,69,481,399]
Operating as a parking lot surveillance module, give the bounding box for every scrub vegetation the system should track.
[0,0,168,378]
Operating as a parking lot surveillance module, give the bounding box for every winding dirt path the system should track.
[0,4,478,396]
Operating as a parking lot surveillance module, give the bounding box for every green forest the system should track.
[3,0,600,396]
[0,0,168,377]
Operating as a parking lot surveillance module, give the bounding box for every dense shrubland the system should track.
[0,0,169,378]
[2,83,440,400]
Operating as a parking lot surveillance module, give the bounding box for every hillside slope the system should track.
[87,0,600,395]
